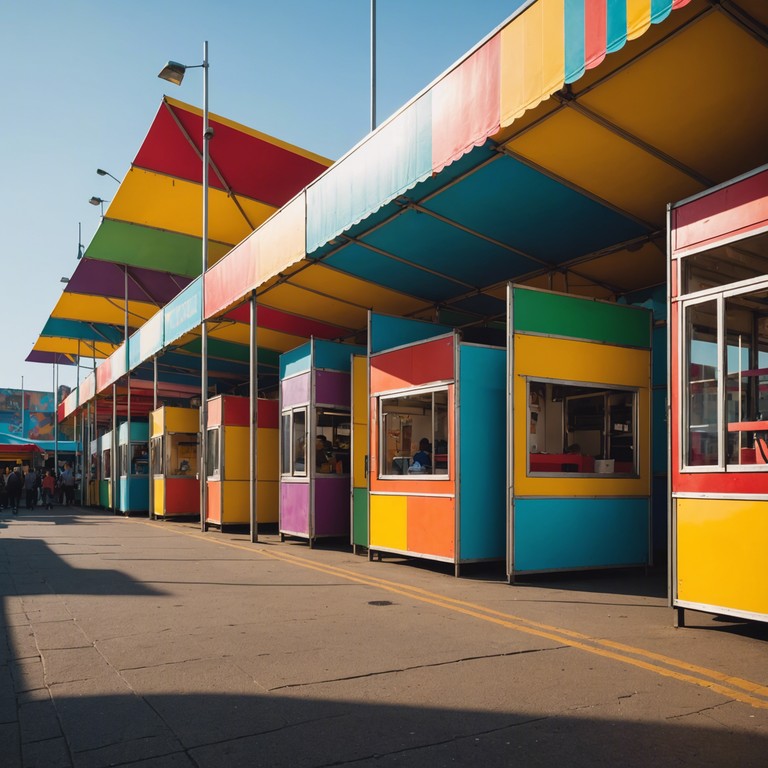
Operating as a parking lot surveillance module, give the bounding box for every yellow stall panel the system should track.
[370,495,408,552]
[222,481,250,525]
[257,430,279,481]
[676,498,768,618]
[224,426,249,481]
[153,477,165,517]
[352,355,368,488]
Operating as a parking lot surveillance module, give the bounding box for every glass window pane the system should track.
[292,409,307,475]
[725,288,768,467]
[168,434,198,477]
[151,436,163,475]
[528,381,637,476]
[281,413,292,475]
[206,428,220,478]
[316,410,351,474]
[103,448,111,479]
[131,443,148,475]
[379,389,449,477]
[686,301,719,467]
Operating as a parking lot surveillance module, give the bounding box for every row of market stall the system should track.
[36,0,768,628]
[85,286,653,584]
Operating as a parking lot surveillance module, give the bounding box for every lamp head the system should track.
[158,61,186,86]
[88,196,102,206]
[96,168,108,176]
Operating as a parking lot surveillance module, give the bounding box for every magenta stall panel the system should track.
[316,370,351,407]
[282,372,311,408]
[280,481,310,536]
[314,476,350,537]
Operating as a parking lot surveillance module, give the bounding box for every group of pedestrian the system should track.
[0,463,77,514]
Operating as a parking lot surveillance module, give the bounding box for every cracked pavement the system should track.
[1,509,767,767]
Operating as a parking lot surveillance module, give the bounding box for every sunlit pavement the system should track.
[1,507,766,767]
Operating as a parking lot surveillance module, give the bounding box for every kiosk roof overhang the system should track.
[60,0,768,418]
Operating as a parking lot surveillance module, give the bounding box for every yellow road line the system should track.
[137,519,768,709]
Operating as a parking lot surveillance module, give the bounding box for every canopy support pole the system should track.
[250,292,259,543]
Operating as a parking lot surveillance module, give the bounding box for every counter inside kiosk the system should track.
[670,164,768,626]
[118,421,149,515]
[150,406,200,519]
[365,314,506,575]
[205,395,279,528]
[279,339,364,545]
[508,285,652,581]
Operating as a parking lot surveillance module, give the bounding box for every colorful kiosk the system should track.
[117,421,149,515]
[150,405,199,519]
[88,436,99,506]
[507,285,652,582]
[366,315,506,575]
[279,339,364,545]
[205,394,279,529]
[669,164,768,626]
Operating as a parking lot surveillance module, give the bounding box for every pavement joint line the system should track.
[136,518,768,711]
[266,645,567,691]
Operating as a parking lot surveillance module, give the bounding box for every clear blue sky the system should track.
[1,0,525,393]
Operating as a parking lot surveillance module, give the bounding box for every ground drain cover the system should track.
[368,600,394,606]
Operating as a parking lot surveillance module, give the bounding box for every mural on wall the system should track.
[0,388,73,441]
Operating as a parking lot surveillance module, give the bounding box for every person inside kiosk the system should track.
[528,380,638,476]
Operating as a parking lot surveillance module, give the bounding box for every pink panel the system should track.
[671,168,768,257]
[205,196,305,318]
[584,0,607,71]
[432,35,500,174]
[280,481,309,535]
[282,372,310,408]
[96,357,113,393]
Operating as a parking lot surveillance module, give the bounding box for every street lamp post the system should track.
[159,41,211,533]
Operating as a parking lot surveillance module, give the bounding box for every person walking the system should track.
[6,467,22,514]
[60,463,76,506]
[0,468,6,510]
[42,470,56,510]
[23,467,38,510]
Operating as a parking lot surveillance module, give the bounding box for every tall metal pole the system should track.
[20,375,25,442]
[370,0,377,132]
[200,40,210,533]
[53,364,58,476]
[249,292,258,543]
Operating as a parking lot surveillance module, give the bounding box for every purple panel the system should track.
[68,259,192,303]
[282,372,310,408]
[316,370,351,407]
[280,481,310,536]
[26,351,76,365]
[314,476,350,537]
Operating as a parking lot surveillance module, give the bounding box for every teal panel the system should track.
[352,487,368,547]
[370,313,453,355]
[306,92,432,254]
[606,0,627,53]
[458,344,506,561]
[163,279,202,346]
[564,0,586,84]
[512,287,651,348]
[513,497,650,573]
[128,333,142,370]
[280,342,312,379]
[313,339,365,372]
[118,421,149,444]
[119,476,149,513]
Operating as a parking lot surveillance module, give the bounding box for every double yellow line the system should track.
[139,519,768,710]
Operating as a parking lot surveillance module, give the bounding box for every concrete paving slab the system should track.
[1,510,767,768]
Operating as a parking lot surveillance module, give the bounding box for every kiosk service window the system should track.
[527,380,637,476]
[682,242,768,470]
[378,387,449,478]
